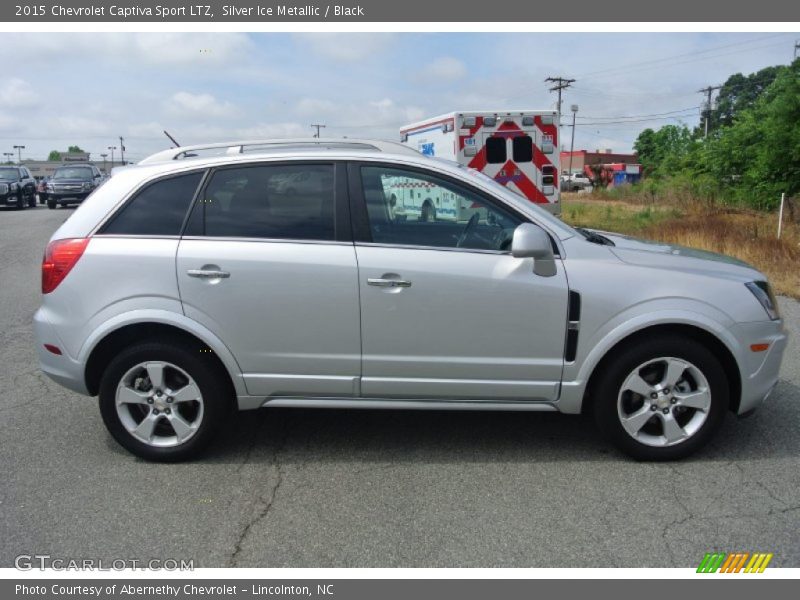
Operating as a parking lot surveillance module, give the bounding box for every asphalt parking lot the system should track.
[1,205,798,568]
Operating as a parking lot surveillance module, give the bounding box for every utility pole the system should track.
[568,104,579,178]
[100,153,108,174]
[13,145,25,163]
[108,146,117,167]
[697,85,721,138]
[119,136,125,165]
[545,76,575,123]
[310,124,326,138]
[3,152,13,164]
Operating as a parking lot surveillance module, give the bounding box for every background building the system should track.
[560,149,638,175]
[13,152,126,179]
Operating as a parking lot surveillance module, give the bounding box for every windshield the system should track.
[53,167,93,180]
[454,163,577,239]
[0,168,19,180]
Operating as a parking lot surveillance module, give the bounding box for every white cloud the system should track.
[415,57,468,84]
[3,33,254,68]
[166,92,238,118]
[294,98,338,117]
[0,79,40,109]
[235,122,310,139]
[295,33,395,62]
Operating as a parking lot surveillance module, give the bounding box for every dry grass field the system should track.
[561,192,800,298]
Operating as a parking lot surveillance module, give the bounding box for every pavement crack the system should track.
[660,464,696,565]
[228,413,291,567]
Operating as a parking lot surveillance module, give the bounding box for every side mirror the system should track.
[511,223,557,277]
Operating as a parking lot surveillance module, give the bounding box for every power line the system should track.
[310,123,326,138]
[574,114,698,126]
[575,107,699,120]
[576,34,792,80]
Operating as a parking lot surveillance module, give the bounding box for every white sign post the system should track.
[777,192,785,239]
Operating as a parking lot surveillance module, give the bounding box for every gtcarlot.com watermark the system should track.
[15,554,194,571]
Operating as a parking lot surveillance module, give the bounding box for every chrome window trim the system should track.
[356,241,510,256]
[179,235,352,247]
[91,234,182,241]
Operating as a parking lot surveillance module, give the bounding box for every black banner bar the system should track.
[4,579,799,600]
[4,0,800,22]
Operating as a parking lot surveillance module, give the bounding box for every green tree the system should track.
[67,145,85,153]
[710,65,783,130]
[48,150,62,161]
[633,124,694,176]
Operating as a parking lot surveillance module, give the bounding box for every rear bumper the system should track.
[33,308,90,395]
[731,320,788,414]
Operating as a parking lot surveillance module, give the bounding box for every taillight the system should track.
[42,238,90,294]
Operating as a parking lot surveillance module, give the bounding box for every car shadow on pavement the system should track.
[197,379,800,465]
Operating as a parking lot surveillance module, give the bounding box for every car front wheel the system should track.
[592,335,729,460]
[99,341,232,462]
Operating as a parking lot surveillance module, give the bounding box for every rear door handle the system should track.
[187,269,230,279]
[367,278,411,288]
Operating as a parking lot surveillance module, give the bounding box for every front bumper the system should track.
[48,191,90,204]
[33,308,90,395]
[730,319,788,414]
[0,193,19,206]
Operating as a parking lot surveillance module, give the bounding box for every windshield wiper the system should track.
[576,227,615,246]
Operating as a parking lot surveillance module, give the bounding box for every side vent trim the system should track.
[565,291,581,362]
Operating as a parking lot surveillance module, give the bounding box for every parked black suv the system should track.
[46,164,105,209]
[0,165,37,209]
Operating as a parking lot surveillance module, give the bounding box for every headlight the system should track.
[745,281,780,321]
[46,184,54,192]
[82,182,94,190]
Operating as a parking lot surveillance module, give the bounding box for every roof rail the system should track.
[138,138,421,165]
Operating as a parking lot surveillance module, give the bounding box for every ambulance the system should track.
[398,110,561,217]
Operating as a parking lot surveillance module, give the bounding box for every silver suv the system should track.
[34,139,787,461]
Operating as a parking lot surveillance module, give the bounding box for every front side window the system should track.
[360,166,522,252]
[102,171,203,236]
[198,164,335,240]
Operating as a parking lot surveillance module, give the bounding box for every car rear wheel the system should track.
[99,341,232,462]
[420,202,435,222]
[592,335,729,460]
[47,199,56,209]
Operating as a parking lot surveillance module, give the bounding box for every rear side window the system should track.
[102,172,203,236]
[196,164,335,241]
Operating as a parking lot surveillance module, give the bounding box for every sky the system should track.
[0,32,797,162]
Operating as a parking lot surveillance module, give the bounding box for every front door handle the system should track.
[367,278,412,288]
[187,269,230,279]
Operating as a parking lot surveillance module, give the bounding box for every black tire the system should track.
[47,199,56,209]
[16,192,25,210]
[28,193,36,208]
[98,340,233,462]
[592,334,729,461]
[420,202,435,222]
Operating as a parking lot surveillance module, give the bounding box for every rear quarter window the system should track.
[101,171,203,236]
